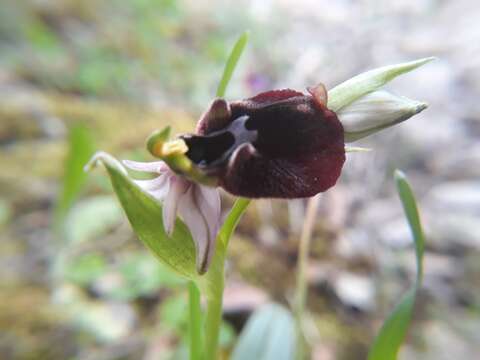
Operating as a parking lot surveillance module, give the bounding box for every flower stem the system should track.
[204,264,225,360]
[189,281,203,360]
[202,198,251,359]
[294,194,321,359]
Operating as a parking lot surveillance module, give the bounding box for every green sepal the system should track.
[328,57,435,112]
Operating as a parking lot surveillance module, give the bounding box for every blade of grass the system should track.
[368,170,426,360]
[394,170,425,282]
[216,31,249,98]
[54,124,95,231]
[221,197,251,247]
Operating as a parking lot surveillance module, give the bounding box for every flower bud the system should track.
[337,90,427,142]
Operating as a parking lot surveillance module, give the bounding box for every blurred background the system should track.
[1,0,479,359]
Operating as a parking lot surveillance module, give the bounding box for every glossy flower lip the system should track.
[122,159,221,274]
[179,84,346,199]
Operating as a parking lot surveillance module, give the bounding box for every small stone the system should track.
[333,272,375,312]
[334,229,373,259]
[426,181,480,214]
[377,218,414,249]
[223,282,270,314]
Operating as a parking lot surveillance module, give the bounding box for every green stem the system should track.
[189,281,203,360]
[294,194,321,359]
[204,258,225,360]
[202,198,251,359]
[204,296,224,359]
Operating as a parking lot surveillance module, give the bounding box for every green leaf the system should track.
[107,253,185,301]
[65,195,123,245]
[160,293,189,334]
[64,253,107,286]
[55,124,96,226]
[25,18,62,54]
[86,152,198,279]
[231,303,296,360]
[328,57,435,112]
[368,170,425,360]
[216,31,249,98]
[220,197,251,248]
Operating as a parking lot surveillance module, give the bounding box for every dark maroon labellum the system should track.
[181,87,345,198]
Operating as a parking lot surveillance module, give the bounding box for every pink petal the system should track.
[149,183,170,201]
[162,176,190,236]
[195,185,221,246]
[133,174,170,203]
[133,174,168,192]
[178,187,211,274]
[122,160,167,174]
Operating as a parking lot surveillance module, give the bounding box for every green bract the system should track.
[85,152,199,279]
[328,57,435,112]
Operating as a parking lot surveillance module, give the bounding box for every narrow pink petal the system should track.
[122,159,167,174]
[132,174,170,204]
[162,176,189,236]
[149,183,170,201]
[133,174,168,192]
[178,187,210,274]
[196,185,221,244]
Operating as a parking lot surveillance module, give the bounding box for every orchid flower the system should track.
[179,84,345,198]
[90,57,432,275]
[154,82,427,200]
[121,159,221,274]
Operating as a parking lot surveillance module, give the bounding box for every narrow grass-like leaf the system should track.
[328,57,435,112]
[368,170,425,360]
[394,170,425,282]
[220,198,251,247]
[55,124,95,225]
[231,303,296,360]
[216,31,249,98]
[86,152,198,279]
